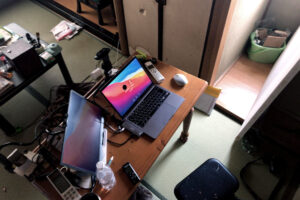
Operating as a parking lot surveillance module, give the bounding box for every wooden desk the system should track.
[31,58,207,200]
[87,58,207,199]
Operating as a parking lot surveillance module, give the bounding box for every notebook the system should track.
[101,57,184,139]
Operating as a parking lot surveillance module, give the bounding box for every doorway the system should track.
[201,0,300,122]
[214,55,271,121]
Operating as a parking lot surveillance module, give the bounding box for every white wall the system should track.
[123,0,158,57]
[163,0,212,76]
[216,0,269,81]
[263,0,300,34]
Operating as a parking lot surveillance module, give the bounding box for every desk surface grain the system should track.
[91,59,207,200]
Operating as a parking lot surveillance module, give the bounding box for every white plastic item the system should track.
[96,161,116,191]
[144,61,165,84]
[90,68,103,80]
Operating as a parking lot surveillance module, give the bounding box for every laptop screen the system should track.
[101,57,152,117]
[61,90,104,175]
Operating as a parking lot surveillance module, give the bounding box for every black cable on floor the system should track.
[0,104,68,151]
[268,176,285,200]
[240,158,263,200]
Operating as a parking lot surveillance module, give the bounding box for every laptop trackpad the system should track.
[144,103,176,139]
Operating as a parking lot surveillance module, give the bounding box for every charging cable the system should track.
[107,134,134,147]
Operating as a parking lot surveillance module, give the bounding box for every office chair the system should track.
[174,158,239,200]
[77,0,116,25]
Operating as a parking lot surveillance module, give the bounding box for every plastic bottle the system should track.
[96,161,116,193]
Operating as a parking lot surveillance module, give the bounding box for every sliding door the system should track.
[123,0,213,76]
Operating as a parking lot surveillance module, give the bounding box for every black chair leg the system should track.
[77,0,82,13]
[110,3,116,25]
[97,5,105,25]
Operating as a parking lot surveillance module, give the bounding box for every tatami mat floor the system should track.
[1,1,293,200]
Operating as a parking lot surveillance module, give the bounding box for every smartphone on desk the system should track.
[47,168,81,200]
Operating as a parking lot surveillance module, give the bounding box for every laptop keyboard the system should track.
[128,87,170,127]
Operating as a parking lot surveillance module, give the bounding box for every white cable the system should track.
[114,39,120,65]
[112,39,124,68]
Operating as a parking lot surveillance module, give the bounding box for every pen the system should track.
[107,156,114,166]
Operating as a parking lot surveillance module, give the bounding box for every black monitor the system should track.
[61,90,104,175]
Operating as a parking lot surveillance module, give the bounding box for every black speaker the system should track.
[3,39,42,78]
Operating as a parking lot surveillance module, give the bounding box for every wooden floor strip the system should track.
[215,55,272,120]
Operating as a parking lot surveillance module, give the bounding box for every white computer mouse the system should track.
[173,74,188,86]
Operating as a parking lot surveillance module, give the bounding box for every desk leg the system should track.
[25,86,49,107]
[56,53,74,87]
[77,0,82,13]
[180,107,194,143]
[0,114,15,136]
[97,5,105,25]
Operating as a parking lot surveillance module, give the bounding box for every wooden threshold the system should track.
[214,54,272,120]
[54,0,118,34]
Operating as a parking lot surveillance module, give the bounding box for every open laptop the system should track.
[101,57,184,139]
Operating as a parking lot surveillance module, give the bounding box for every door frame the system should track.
[199,0,237,85]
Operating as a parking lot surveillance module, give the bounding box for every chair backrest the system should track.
[174,158,239,200]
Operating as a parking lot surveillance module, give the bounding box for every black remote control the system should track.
[122,162,140,184]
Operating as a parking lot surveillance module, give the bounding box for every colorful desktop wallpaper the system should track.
[61,91,103,174]
[102,58,152,116]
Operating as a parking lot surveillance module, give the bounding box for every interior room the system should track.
[213,0,300,121]
[0,0,299,200]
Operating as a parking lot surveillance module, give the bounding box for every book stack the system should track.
[195,86,222,116]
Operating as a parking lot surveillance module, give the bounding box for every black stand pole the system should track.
[156,0,166,61]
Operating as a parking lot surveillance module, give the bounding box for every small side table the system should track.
[0,23,74,136]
